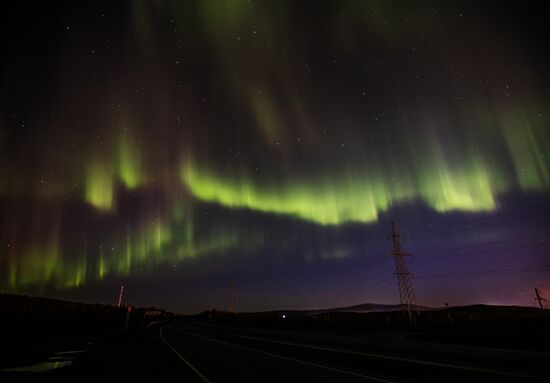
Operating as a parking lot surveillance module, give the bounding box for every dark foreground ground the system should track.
[2,318,549,383]
[1,295,549,382]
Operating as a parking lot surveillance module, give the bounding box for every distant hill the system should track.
[256,303,433,317]
[309,303,433,314]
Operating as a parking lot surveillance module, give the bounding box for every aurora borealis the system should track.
[1,1,549,312]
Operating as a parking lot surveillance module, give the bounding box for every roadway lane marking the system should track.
[237,334,547,381]
[167,325,392,382]
[160,326,210,383]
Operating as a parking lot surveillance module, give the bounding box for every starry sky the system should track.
[1,1,549,313]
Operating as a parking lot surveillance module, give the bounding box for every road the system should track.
[3,319,548,382]
[154,320,548,382]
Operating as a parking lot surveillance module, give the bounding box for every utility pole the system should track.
[387,221,417,324]
[535,288,546,315]
[229,283,236,313]
[117,285,125,308]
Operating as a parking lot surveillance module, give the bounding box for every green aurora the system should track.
[1,1,549,297]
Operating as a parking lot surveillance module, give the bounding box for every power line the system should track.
[406,204,550,240]
[407,211,550,241]
[412,232,550,256]
[416,264,550,279]
[407,201,550,236]
[330,276,394,297]
[319,278,394,308]
[294,239,393,291]
[413,242,550,261]
[243,277,394,312]
[291,262,393,298]
[242,265,395,309]
[238,263,394,312]
[287,231,548,305]
[289,247,391,296]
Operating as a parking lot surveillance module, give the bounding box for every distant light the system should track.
[282,314,286,319]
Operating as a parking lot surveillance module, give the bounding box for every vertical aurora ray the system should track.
[85,159,115,211]
[117,135,141,190]
[411,136,507,213]
[84,125,142,211]
[0,203,255,291]
[500,108,550,191]
[416,160,499,212]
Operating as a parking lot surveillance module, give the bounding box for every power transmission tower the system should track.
[535,288,546,315]
[229,283,236,313]
[387,221,417,323]
[117,285,125,308]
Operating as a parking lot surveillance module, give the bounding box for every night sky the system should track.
[1,1,549,313]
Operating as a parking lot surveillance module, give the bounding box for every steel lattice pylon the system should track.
[387,221,416,323]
